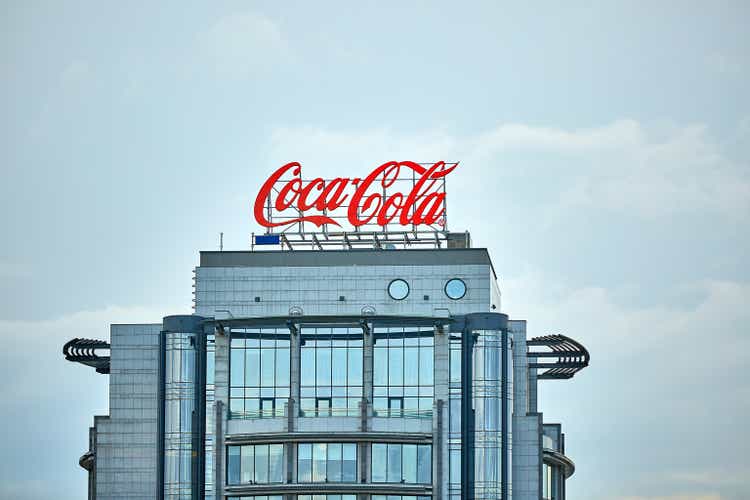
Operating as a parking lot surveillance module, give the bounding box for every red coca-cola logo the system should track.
[253,161,457,228]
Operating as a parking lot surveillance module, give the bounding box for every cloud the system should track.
[267,119,750,220]
[0,305,177,499]
[196,12,290,78]
[501,273,750,499]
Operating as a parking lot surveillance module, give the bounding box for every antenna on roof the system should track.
[219,232,223,251]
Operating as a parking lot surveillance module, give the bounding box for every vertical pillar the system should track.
[362,320,373,423]
[433,323,449,498]
[213,324,229,500]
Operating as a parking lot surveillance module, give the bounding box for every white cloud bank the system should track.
[268,119,750,220]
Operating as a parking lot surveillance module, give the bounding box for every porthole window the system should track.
[388,279,410,300]
[445,278,467,300]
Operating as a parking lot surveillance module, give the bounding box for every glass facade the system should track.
[227,444,284,485]
[204,334,215,497]
[297,442,357,483]
[230,329,290,418]
[372,497,431,500]
[236,497,283,500]
[371,443,431,484]
[300,327,363,417]
[163,330,196,500]
[448,336,462,500]
[373,328,433,417]
[297,496,356,500]
[473,330,504,499]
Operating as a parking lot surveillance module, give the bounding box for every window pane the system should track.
[389,348,403,386]
[332,349,347,386]
[241,445,254,484]
[276,347,290,386]
[269,444,283,483]
[245,349,259,386]
[387,444,402,483]
[419,346,433,385]
[417,445,432,484]
[228,446,240,485]
[313,443,326,482]
[301,348,315,385]
[372,444,387,482]
[255,444,268,483]
[298,444,312,483]
[230,348,244,387]
[348,346,362,386]
[316,349,331,386]
[327,443,342,482]
[450,449,461,484]
[261,348,274,386]
[402,444,417,483]
[374,348,387,386]
[343,444,357,482]
[450,348,461,383]
[404,348,419,386]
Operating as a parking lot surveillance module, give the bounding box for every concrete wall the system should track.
[95,324,161,499]
[194,263,492,318]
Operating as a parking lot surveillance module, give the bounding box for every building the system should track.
[64,234,589,500]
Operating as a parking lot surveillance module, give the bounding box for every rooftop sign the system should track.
[254,161,457,234]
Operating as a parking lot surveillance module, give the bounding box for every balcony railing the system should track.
[372,408,433,419]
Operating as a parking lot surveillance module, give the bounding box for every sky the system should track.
[1,1,748,499]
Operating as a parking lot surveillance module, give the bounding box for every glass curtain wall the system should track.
[227,444,284,485]
[230,329,290,418]
[300,327,363,416]
[373,327,434,417]
[297,443,357,483]
[448,336,462,500]
[473,330,503,499]
[163,330,195,500]
[298,496,357,500]
[204,334,216,497]
[371,443,432,484]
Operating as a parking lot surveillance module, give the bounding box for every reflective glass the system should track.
[255,445,268,484]
[402,444,417,483]
[372,444,387,482]
[445,278,467,300]
[228,446,240,485]
[313,443,326,482]
[230,329,291,419]
[388,279,409,300]
[298,443,312,482]
[387,444,401,482]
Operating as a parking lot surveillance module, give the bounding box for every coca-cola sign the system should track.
[253,161,457,229]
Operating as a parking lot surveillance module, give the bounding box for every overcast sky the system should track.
[1,1,748,499]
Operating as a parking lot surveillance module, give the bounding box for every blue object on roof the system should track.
[255,234,281,245]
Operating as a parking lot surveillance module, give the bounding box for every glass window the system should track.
[298,443,312,483]
[230,329,290,419]
[372,443,431,484]
[298,443,358,483]
[445,278,467,300]
[388,279,410,300]
[313,443,326,482]
[298,496,358,500]
[372,443,387,483]
[300,328,363,417]
[226,444,284,485]
[373,328,434,418]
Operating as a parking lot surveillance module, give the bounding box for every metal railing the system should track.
[372,408,433,419]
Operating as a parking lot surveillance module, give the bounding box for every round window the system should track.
[388,279,410,300]
[445,278,467,300]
